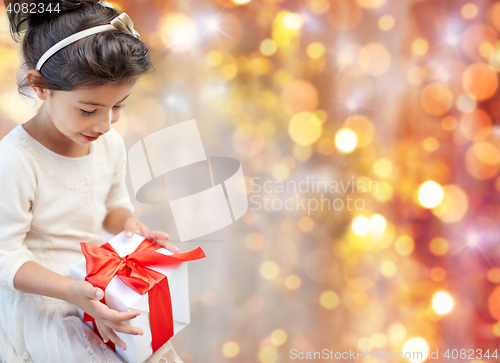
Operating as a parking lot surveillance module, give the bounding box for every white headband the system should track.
[35,12,141,71]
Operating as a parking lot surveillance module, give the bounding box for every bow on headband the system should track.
[111,13,141,40]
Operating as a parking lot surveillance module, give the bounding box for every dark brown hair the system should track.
[5,0,151,97]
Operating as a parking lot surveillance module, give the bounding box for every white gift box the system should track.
[69,232,191,363]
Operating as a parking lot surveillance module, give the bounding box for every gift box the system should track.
[69,232,206,363]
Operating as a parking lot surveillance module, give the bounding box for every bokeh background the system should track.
[2,0,500,362]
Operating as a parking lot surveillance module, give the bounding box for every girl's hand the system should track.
[68,280,143,351]
[123,217,180,254]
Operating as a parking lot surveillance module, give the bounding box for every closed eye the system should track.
[80,109,96,117]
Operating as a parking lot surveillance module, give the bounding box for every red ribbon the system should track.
[80,239,206,353]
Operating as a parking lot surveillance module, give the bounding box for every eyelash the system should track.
[80,105,125,117]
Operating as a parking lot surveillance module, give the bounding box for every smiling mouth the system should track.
[80,133,100,142]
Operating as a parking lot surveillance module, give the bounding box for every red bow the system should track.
[80,239,206,352]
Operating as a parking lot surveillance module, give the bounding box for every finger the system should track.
[124,218,139,238]
[95,304,142,323]
[82,281,104,300]
[95,321,110,343]
[99,323,128,351]
[100,317,144,336]
[144,229,169,241]
[153,239,179,254]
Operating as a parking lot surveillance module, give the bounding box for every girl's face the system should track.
[44,82,134,145]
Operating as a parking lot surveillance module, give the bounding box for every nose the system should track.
[93,109,113,134]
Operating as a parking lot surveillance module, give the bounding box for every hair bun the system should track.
[4,0,99,39]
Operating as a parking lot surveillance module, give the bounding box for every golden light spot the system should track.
[316,137,335,155]
[352,216,370,236]
[422,137,439,152]
[370,214,387,233]
[320,290,340,310]
[298,216,315,232]
[357,337,372,350]
[307,42,326,59]
[373,158,392,178]
[489,286,500,320]
[402,338,429,363]
[487,268,500,283]
[282,13,303,30]
[380,260,397,277]
[407,66,426,85]
[342,115,374,148]
[387,323,407,345]
[492,3,500,31]
[335,128,358,153]
[432,291,454,315]
[282,80,319,114]
[429,237,449,256]
[233,0,250,3]
[206,50,223,66]
[432,185,469,223]
[441,115,457,130]
[462,3,478,19]
[222,341,240,358]
[430,267,446,282]
[465,142,500,180]
[459,109,491,141]
[371,332,387,348]
[371,181,393,202]
[420,83,453,116]
[270,329,288,346]
[418,180,444,208]
[285,274,301,290]
[260,261,280,280]
[293,144,312,161]
[327,0,362,31]
[479,42,495,58]
[394,235,415,256]
[260,39,277,56]
[272,164,290,181]
[463,63,498,101]
[358,43,391,76]
[493,322,500,337]
[246,232,265,251]
[378,15,395,31]
[159,13,198,52]
[356,0,386,9]
[222,64,238,79]
[258,346,278,363]
[288,112,322,146]
[310,0,330,14]
[456,93,477,113]
[412,38,429,55]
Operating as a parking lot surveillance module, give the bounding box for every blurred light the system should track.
[282,13,303,30]
[407,66,426,84]
[467,233,480,246]
[352,216,370,235]
[260,261,280,280]
[288,112,322,145]
[456,93,477,113]
[246,232,265,251]
[319,290,340,310]
[358,43,391,76]
[429,237,449,256]
[335,128,358,153]
[371,332,387,348]
[205,18,219,32]
[420,83,453,116]
[430,267,446,281]
[272,164,290,181]
[346,98,357,111]
[160,13,198,52]
[422,137,439,152]
[260,39,277,56]
[369,214,387,233]
[371,180,393,202]
[206,50,223,66]
[378,14,395,31]
[222,341,240,358]
[418,181,444,208]
[432,291,454,315]
[373,158,393,177]
[463,63,498,101]
[166,96,178,105]
[270,329,288,346]
[395,235,415,256]
[258,346,278,363]
[479,42,495,58]
[446,34,459,45]
[412,38,429,55]
[298,216,315,232]
[387,323,407,345]
[402,338,429,363]
[441,115,457,130]
[356,0,386,9]
[488,268,500,283]
[285,274,301,290]
[309,0,330,14]
[232,0,251,3]
[380,260,397,277]
[306,42,325,59]
[461,3,478,19]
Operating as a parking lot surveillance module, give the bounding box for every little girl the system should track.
[0,1,184,362]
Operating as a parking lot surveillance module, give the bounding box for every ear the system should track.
[26,69,50,101]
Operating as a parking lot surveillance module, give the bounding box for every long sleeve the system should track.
[104,128,135,215]
[0,148,37,292]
